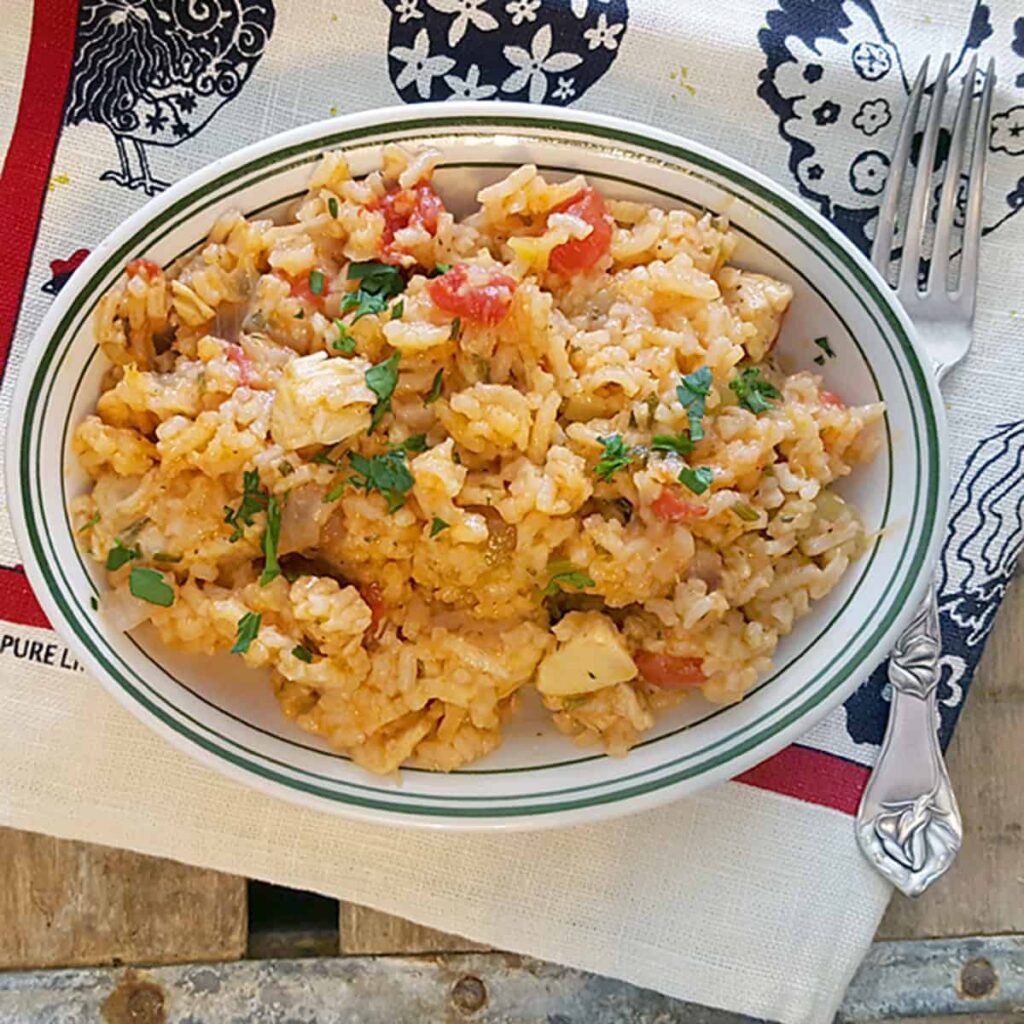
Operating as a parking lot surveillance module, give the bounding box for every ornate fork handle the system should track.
[855,590,962,896]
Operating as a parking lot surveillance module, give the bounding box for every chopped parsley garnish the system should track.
[129,566,174,607]
[152,552,182,563]
[258,496,281,587]
[393,433,428,454]
[312,447,340,466]
[729,367,782,414]
[542,561,596,598]
[813,354,826,366]
[105,539,139,572]
[224,470,268,542]
[278,461,294,476]
[348,450,415,513]
[79,512,100,533]
[732,501,759,522]
[425,368,444,405]
[432,263,452,276]
[294,309,304,319]
[391,299,404,320]
[231,611,261,654]
[676,366,712,442]
[327,196,338,218]
[333,318,356,353]
[365,352,401,433]
[292,644,313,663]
[814,336,835,359]
[309,269,325,296]
[323,480,346,502]
[449,316,462,341]
[341,261,405,323]
[679,465,714,495]
[89,596,98,611]
[593,434,634,481]
[430,517,450,537]
[651,432,695,457]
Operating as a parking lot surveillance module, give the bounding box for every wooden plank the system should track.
[878,575,1024,939]
[339,902,488,954]
[0,829,247,969]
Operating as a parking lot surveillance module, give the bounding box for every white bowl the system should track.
[7,103,947,830]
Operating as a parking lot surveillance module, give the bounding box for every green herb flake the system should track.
[645,392,660,421]
[425,368,444,405]
[79,512,100,533]
[312,447,339,466]
[593,434,634,481]
[393,433,428,454]
[813,336,836,359]
[676,366,712,442]
[224,470,268,542]
[323,479,346,503]
[332,318,356,353]
[542,561,596,598]
[430,517,450,537]
[89,596,98,611]
[651,432,695,457]
[327,196,338,218]
[729,366,782,414]
[391,299,404,320]
[679,465,714,495]
[732,501,759,522]
[365,352,401,433]
[105,539,140,572]
[278,461,294,476]
[292,644,314,663]
[342,261,405,323]
[347,450,415,513]
[294,309,305,320]
[813,354,826,366]
[259,496,281,587]
[129,566,174,607]
[152,552,183,563]
[449,316,462,341]
[432,263,452,276]
[309,269,325,296]
[231,611,261,654]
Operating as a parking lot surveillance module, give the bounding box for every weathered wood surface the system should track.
[879,576,1023,940]
[0,829,246,969]
[339,902,487,954]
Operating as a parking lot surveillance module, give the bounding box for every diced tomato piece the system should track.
[361,581,386,636]
[819,389,845,408]
[547,187,614,275]
[427,262,518,326]
[651,488,708,522]
[371,183,446,261]
[635,652,707,689]
[125,258,162,281]
[226,343,254,386]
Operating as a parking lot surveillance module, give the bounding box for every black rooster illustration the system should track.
[64,0,275,195]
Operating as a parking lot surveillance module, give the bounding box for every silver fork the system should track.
[855,53,995,897]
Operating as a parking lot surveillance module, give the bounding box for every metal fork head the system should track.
[870,54,995,378]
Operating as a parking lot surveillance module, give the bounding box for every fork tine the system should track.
[871,58,930,275]
[897,53,951,299]
[929,55,977,294]
[958,58,995,311]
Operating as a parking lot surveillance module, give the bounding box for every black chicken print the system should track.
[382,0,628,106]
[64,0,276,195]
[758,0,1024,254]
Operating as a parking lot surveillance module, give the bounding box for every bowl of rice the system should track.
[8,103,947,829]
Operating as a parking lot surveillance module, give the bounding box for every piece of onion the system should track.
[279,483,327,554]
[100,587,151,632]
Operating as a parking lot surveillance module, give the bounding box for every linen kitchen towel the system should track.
[0,3,1021,1021]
